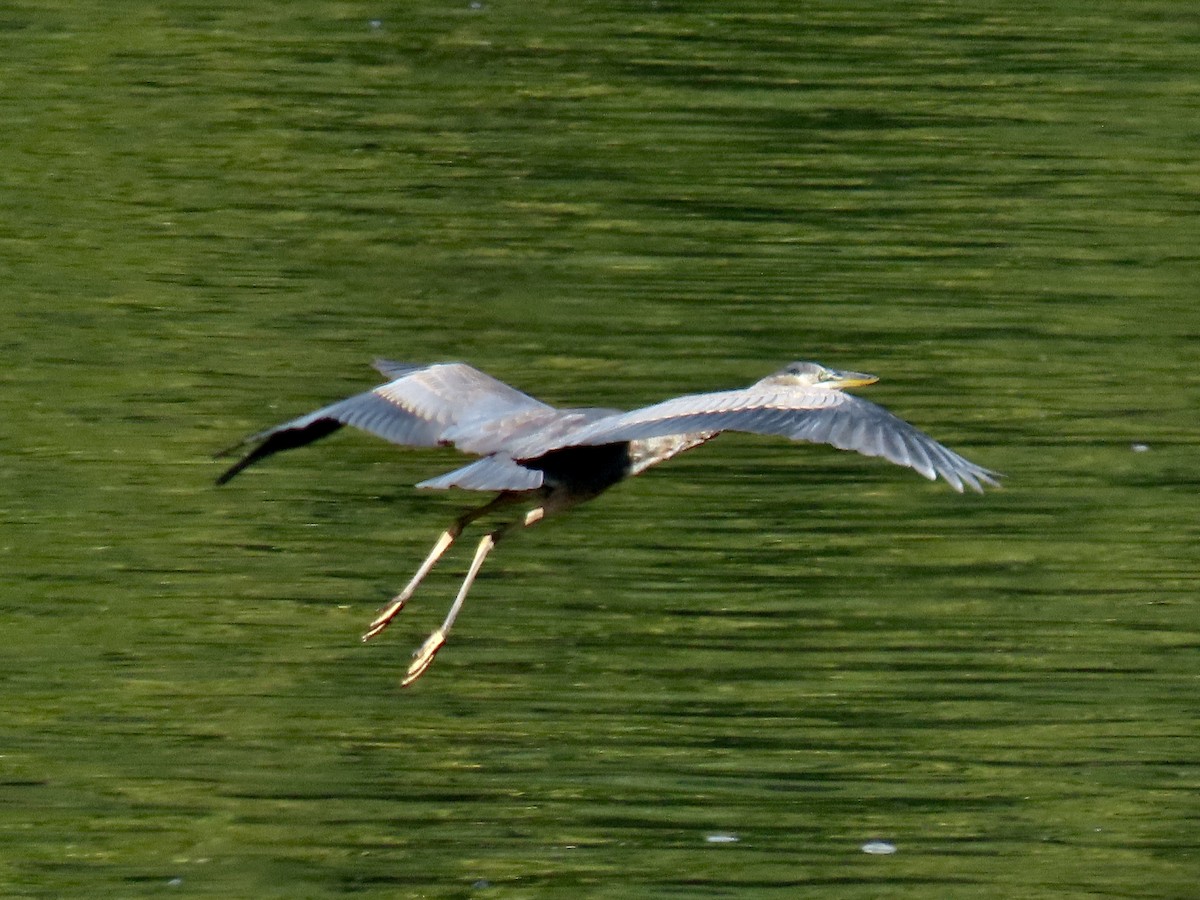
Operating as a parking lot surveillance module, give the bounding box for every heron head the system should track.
[760,361,879,389]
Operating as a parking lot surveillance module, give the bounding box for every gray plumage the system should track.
[216,359,998,686]
[216,359,999,493]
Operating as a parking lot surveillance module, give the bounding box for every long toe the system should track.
[362,599,406,641]
[401,629,447,687]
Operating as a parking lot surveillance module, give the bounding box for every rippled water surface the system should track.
[2,2,1197,897]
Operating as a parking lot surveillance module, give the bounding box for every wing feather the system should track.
[416,456,546,491]
[520,386,999,493]
[371,359,428,381]
[216,362,554,483]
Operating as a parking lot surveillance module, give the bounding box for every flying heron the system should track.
[217,360,998,685]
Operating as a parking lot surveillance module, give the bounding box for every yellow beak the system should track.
[832,370,879,388]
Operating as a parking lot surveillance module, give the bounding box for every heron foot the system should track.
[401,629,446,687]
[362,597,408,641]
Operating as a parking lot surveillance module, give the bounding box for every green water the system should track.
[2,2,1196,896]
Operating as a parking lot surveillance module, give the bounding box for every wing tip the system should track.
[944,465,1003,494]
[215,452,253,485]
[371,359,427,380]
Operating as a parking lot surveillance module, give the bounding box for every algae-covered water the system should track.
[1,2,1196,896]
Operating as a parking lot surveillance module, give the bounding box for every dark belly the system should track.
[526,442,631,496]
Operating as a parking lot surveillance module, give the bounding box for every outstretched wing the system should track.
[216,361,555,484]
[519,385,999,493]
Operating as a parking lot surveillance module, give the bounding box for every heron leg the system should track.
[362,492,522,642]
[401,505,545,687]
[361,530,454,641]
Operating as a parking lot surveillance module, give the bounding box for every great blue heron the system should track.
[217,360,998,685]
